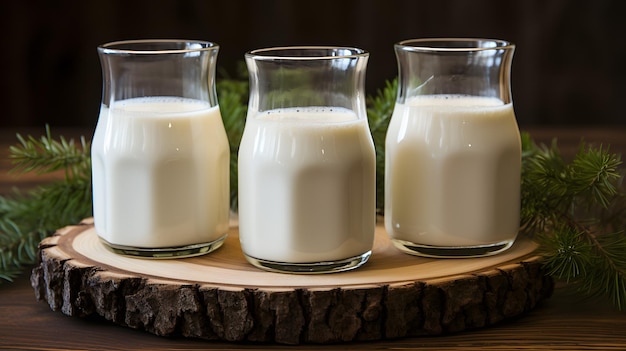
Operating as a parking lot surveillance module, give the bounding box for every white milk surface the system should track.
[91,97,230,248]
[238,107,376,263]
[385,95,521,247]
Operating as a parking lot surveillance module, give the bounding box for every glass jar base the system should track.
[99,234,227,259]
[391,238,515,258]
[244,251,372,274]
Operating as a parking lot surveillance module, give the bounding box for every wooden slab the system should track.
[30,218,553,344]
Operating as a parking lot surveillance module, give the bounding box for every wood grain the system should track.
[31,218,553,344]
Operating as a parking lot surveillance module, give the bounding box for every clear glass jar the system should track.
[92,40,230,258]
[238,46,376,273]
[385,38,521,258]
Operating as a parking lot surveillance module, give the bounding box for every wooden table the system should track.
[1,126,626,350]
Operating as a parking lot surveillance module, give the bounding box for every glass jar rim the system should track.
[246,46,369,61]
[396,38,514,52]
[98,39,218,55]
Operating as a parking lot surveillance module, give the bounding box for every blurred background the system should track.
[1,0,624,129]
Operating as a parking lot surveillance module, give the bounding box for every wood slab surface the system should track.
[31,218,553,344]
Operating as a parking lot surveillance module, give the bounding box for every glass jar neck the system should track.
[394,38,515,104]
[244,46,369,118]
[97,40,219,107]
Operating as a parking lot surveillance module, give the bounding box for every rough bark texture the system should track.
[31,221,554,345]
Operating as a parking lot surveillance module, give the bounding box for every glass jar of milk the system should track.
[92,40,230,258]
[385,38,521,258]
[238,47,376,273]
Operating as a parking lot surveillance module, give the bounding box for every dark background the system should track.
[1,0,624,129]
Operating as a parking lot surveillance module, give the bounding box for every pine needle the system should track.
[0,128,92,283]
[9,125,91,181]
[216,70,248,210]
[522,135,626,310]
[366,78,397,212]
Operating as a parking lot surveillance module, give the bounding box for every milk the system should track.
[91,97,230,249]
[385,95,521,248]
[238,107,376,263]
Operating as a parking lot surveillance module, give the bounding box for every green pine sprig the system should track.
[216,64,249,211]
[0,126,92,282]
[521,134,626,309]
[9,126,91,181]
[367,79,397,212]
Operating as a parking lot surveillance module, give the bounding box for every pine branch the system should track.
[570,143,622,208]
[0,129,92,283]
[216,69,248,211]
[366,78,397,212]
[522,134,626,309]
[9,125,91,181]
[0,210,48,282]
